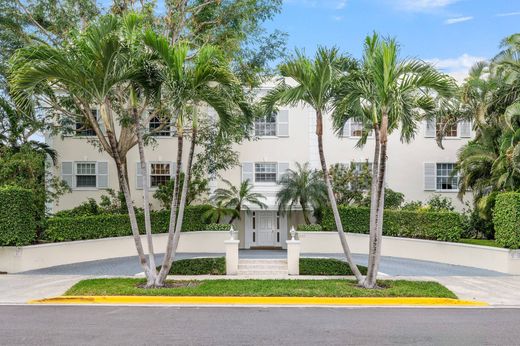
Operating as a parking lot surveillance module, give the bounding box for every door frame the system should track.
[245,210,287,249]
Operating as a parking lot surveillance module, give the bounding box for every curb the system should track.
[28,296,488,307]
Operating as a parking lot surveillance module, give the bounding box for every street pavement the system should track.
[1,306,520,345]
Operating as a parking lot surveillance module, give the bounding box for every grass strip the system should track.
[65,278,457,299]
[459,238,501,248]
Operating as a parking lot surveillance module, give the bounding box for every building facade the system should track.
[48,88,472,249]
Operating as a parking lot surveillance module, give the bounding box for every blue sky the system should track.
[265,0,520,81]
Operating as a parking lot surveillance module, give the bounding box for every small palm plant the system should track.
[211,179,267,224]
[202,201,238,224]
[276,162,327,224]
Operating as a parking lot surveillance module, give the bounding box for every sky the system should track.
[263,0,520,82]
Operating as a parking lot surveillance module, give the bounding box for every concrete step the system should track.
[237,270,289,276]
[238,264,288,270]
[238,259,287,264]
[237,259,288,275]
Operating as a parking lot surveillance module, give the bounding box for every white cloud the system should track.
[426,54,487,83]
[496,11,520,17]
[332,15,344,21]
[394,0,459,12]
[444,16,473,24]
[285,0,347,10]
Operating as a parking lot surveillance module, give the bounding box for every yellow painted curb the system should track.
[29,296,488,306]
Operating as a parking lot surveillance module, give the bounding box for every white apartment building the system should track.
[48,87,473,249]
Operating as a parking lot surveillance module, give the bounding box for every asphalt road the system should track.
[21,250,505,277]
[2,306,520,345]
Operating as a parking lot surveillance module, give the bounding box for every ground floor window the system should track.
[76,162,97,187]
[436,163,459,191]
[150,163,171,187]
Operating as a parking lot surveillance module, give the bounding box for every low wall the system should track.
[0,232,228,273]
[298,232,520,275]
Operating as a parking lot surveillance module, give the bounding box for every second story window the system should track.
[149,116,171,136]
[75,110,97,136]
[150,163,171,187]
[75,162,97,188]
[436,121,458,138]
[349,119,364,137]
[255,113,277,136]
[255,163,277,183]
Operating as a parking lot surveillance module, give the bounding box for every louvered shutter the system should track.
[136,162,143,190]
[342,119,350,137]
[425,119,436,138]
[97,161,109,188]
[277,110,289,137]
[61,161,74,188]
[277,162,290,181]
[241,162,254,183]
[424,163,436,191]
[459,120,471,138]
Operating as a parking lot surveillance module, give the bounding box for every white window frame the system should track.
[254,162,278,184]
[74,109,99,137]
[74,161,97,190]
[149,162,172,189]
[254,113,277,137]
[426,119,472,139]
[435,162,460,192]
[149,116,172,137]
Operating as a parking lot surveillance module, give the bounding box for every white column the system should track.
[225,227,239,275]
[286,239,301,275]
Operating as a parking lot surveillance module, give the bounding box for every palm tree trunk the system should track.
[316,110,363,283]
[102,103,151,281]
[364,125,381,287]
[156,125,197,286]
[156,125,184,283]
[133,106,157,287]
[364,113,388,288]
[300,199,311,224]
[228,205,241,224]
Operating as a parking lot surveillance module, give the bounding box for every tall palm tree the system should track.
[9,13,160,285]
[144,31,253,285]
[333,33,455,288]
[211,179,267,224]
[262,47,364,282]
[276,162,327,224]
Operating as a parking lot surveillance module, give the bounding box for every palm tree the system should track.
[211,179,267,224]
[202,201,238,224]
[9,13,160,285]
[276,162,327,224]
[333,33,455,288]
[144,31,252,285]
[262,47,364,282]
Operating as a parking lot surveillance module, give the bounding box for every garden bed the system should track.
[65,278,456,298]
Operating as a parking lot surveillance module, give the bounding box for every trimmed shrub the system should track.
[44,205,213,242]
[204,223,231,231]
[299,258,367,276]
[297,224,323,232]
[0,186,37,246]
[493,192,520,249]
[321,205,462,242]
[164,257,226,275]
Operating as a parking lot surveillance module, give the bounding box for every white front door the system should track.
[257,211,277,246]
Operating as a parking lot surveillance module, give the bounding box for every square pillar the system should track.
[224,239,240,275]
[286,239,301,275]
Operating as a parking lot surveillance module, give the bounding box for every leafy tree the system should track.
[276,162,327,224]
[333,33,455,288]
[211,179,267,224]
[153,172,210,209]
[329,162,371,205]
[262,47,364,282]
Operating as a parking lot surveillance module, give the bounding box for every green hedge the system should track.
[0,186,37,246]
[321,206,462,242]
[204,223,231,231]
[44,205,212,242]
[297,224,323,232]
[493,192,520,249]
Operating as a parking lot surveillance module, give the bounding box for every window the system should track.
[149,116,171,136]
[255,163,277,183]
[255,113,277,136]
[150,163,171,187]
[436,163,459,191]
[75,110,97,136]
[436,121,458,137]
[352,162,372,174]
[76,162,96,188]
[349,119,364,137]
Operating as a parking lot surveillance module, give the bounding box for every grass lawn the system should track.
[164,257,367,276]
[460,238,501,248]
[65,278,456,298]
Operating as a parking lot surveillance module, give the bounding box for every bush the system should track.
[44,205,213,242]
[493,192,520,249]
[164,257,226,275]
[299,258,367,276]
[297,224,323,232]
[321,205,462,242]
[204,223,231,231]
[0,186,37,246]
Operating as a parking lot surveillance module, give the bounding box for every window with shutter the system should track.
[75,162,97,188]
[255,162,277,183]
